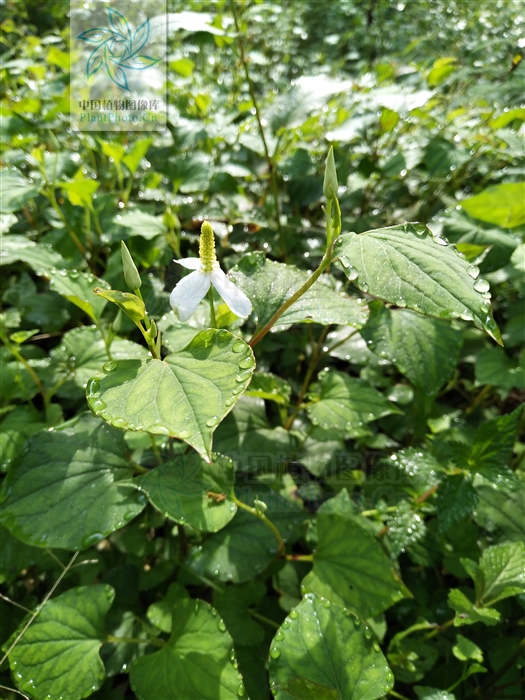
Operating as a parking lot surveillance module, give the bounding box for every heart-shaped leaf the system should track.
[269,593,394,700]
[333,223,502,344]
[87,329,255,461]
[0,413,146,550]
[3,585,115,700]
[129,598,245,700]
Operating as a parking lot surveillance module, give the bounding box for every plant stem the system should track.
[231,493,285,556]
[149,434,163,465]
[285,553,314,562]
[247,609,280,629]
[229,0,285,254]
[249,251,332,348]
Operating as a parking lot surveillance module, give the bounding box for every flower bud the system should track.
[323,146,338,200]
[121,240,142,291]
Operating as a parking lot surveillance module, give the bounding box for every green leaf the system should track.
[302,513,410,617]
[43,268,110,322]
[213,580,266,646]
[452,634,483,663]
[0,404,62,471]
[48,326,148,400]
[4,584,114,700]
[212,396,298,470]
[93,287,146,324]
[333,224,502,344]
[129,598,245,700]
[122,138,153,174]
[60,178,100,208]
[115,209,166,240]
[136,453,236,532]
[87,330,255,462]
[0,234,64,272]
[436,475,478,533]
[0,413,146,550]
[467,406,523,486]
[230,252,369,330]
[460,182,525,228]
[307,369,402,437]
[447,588,501,626]
[188,492,306,583]
[361,304,463,396]
[146,583,190,633]
[0,166,41,213]
[461,542,525,606]
[245,371,291,405]
[269,593,394,700]
[474,480,525,541]
[475,347,525,392]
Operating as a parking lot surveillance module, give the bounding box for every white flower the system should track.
[169,257,252,322]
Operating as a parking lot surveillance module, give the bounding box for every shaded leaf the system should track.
[460,183,525,228]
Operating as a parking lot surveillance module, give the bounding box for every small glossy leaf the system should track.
[269,593,394,700]
[129,598,244,700]
[136,453,236,532]
[447,588,501,627]
[436,475,478,533]
[60,178,100,208]
[4,585,114,700]
[474,480,525,541]
[87,330,255,462]
[0,413,146,550]
[245,372,291,405]
[303,513,410,617]
[307,369,402,437]
[452,634,483,663]
[362,304,463,396]
[333,224,502,344]
[122,138,152,175]
[115,209,166,240]
[93,287,145,323]
[461,542,525,606]
[188,492,306,583]
[414,687,456,700]
[467,406,523,486]
[460,182,525,228]
[475,347,525,392]
[230,252,369,330]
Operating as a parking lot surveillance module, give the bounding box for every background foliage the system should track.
[1,1,524,699]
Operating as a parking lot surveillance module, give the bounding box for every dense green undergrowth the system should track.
[1,1,524,699]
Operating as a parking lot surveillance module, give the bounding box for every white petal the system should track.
[175,257,202,270]
[170,270,211,321]
[211,268,252,319]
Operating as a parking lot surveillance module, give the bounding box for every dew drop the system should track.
[473,278,490,293]
[217,619,226,632]
[232,341,245,353]
[289,609,299,619]
[235,370,252,382]
[269,646,281,659]
[179,430,190,439]
[467,264,480,279]
[274,630,284,642]
[432,235,448,246]
[103,360,118,372]
[238,356,254,370]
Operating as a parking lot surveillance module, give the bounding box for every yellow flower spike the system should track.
[169,220,252,322]
[199,220,217,272]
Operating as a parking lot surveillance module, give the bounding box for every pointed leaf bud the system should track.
[121,240,142,291]
[323,146,338,200]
